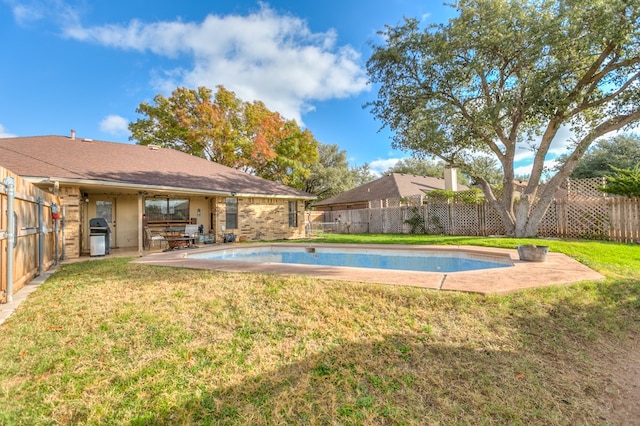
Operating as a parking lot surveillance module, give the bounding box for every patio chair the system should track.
[184,224,199,245]
[144,226,166,249]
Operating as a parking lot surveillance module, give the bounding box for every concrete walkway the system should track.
[0,268,57,325]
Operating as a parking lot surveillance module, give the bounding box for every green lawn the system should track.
[0,235,638,425]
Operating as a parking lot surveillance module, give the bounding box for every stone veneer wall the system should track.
[59,185,81,259]
[216,196,306,241]
[56,190,307,257]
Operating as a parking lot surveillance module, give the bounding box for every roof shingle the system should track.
[314,173,468,206]
[0,135,313,198]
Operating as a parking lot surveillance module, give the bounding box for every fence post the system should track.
[38,197,44,276]
[4,176,15,303]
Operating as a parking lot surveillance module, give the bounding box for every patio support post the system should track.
[61,205,66,261]
[138,192,144,255]
[4,176,15,303]
[54,214,59,265]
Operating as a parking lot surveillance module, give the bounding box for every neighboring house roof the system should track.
[0,135,313,199]
[513,179,569,200]
[314,173,469,206]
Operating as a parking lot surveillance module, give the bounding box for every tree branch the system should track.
[539,109,640,203]
[569,70,640,116]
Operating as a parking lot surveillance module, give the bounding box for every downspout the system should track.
[4,176,15,303]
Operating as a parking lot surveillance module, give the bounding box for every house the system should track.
[313,171,468,211]
[0,133,315,258]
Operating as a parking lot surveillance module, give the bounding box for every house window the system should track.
[145,198,190,220]
[288,201,298,227]
[96,201,113,223]
[225,198,238,229]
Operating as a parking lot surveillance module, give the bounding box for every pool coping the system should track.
[131,243,606,294]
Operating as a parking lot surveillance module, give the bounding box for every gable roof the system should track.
[314,173,468,206]
[0,135,313,199]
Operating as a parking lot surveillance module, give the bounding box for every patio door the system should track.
[93,197,116,248]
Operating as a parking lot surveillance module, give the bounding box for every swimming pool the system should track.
[188,244,513,273]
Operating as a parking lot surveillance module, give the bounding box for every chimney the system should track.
[444,165,458,191]
[70,129,76,140]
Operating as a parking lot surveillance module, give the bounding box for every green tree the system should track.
[467,156,504,186]
[350,163,378,187]
[301,143,355,200]
[301,145,381,202]
[555,134,640,178]
[385,157,471,186]
[366,0,640,236]
[600,163,640,197]
[386,158,443,177]
[129,86,318,186]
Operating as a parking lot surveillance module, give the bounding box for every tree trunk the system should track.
[511,187,557,237]
[513,196,532,237]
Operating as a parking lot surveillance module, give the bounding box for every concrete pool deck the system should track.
[132,243,605,294]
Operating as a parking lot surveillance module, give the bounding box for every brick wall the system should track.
[216,196,306,241]
[56,189,308,258]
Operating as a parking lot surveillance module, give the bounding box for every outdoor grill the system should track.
[89,217,111,256]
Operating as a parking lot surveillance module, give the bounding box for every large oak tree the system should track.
[129,86,319,187]
[366,0,640,236]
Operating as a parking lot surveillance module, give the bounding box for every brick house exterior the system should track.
[313,172,469,211]
[0,134,314,258]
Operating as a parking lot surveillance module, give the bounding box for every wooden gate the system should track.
[1,167,60,303]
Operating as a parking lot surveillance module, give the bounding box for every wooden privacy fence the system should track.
[1,167,61,303]
[314,178,640,243]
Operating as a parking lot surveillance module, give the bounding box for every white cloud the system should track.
[369,158,403,175]
[507,125,575,174]
[514,158,559,178]
[99,115,129,135]
[5,0,80,27]
[61,4,369,124]
[0,124,16,138]
[4,0,45,25]
[509,125,573,162]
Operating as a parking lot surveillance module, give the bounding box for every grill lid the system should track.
[89,218,109,227]
[89,217,110,232]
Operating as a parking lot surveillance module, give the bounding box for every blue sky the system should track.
[0,0,550,175]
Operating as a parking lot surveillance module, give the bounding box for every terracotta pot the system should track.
[517,245,549,262]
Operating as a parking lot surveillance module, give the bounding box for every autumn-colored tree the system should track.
[129,86,319,185]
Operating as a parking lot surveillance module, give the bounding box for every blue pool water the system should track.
[189,246,512,273]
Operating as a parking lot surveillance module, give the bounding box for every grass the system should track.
[0,234,638,425]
